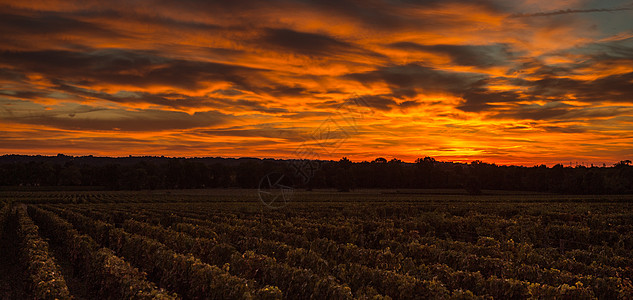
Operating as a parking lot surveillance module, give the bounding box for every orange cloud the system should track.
[1,0,632,166]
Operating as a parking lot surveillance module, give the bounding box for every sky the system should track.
[1,0,633,166]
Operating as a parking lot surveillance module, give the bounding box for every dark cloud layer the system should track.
[346,63,483,98]
[390,42,511,67]
[0,101,229,131]
[0,49,264,91]
[262,28,355,57]
[0,12,124,37]
[511,7,633,17]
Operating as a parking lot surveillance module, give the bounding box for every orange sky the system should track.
[1,0,633,166]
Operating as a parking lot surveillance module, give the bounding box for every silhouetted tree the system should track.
[1,155,632,194]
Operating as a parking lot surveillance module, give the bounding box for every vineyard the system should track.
[1,189,632,299]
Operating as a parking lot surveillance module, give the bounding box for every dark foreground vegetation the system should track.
[1,155,632,194]
[0,189,632,299]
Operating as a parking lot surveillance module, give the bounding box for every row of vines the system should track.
[0,191,632,299]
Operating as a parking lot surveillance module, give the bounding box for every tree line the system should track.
[0,155,632,194]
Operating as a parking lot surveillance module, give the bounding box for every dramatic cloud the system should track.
[389,42,511,67]
[0,100,230,131]
[0,0,632,165]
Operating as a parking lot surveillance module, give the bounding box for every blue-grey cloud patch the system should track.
[389,42,512,67]
[346,63,483,99]
[489,102,633,121]
[490,102,575,120]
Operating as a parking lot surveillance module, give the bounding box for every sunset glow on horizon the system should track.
[1,0,633,166]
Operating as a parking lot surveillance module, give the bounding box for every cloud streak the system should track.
[510,6,633,17]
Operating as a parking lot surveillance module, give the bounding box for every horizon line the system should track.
[1,153,626,168]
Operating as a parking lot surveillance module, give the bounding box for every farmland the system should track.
[1,189,632,299]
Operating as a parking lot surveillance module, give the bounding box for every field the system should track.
[1,189,632,299]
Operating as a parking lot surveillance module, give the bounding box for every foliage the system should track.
[27,206,177,299]
[2,192,633,298]
[2,155,633,194]
[15,205,72,299]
